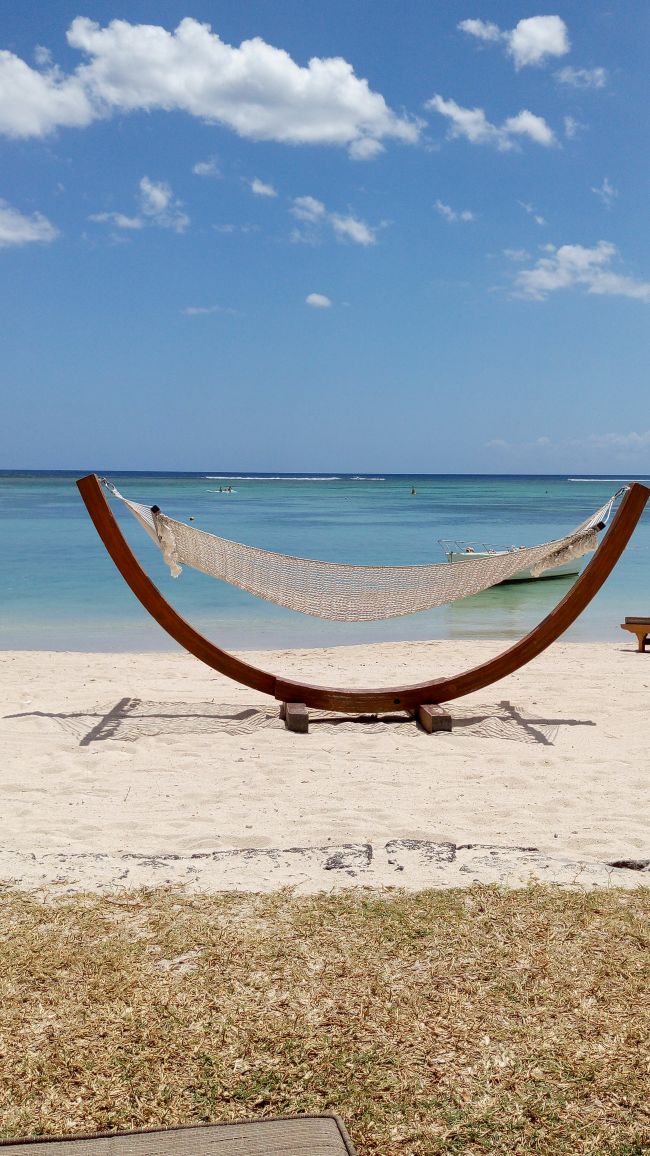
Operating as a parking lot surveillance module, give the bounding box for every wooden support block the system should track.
[417,703,452,733]
[283,702,309,733]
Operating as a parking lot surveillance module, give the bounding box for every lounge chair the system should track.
[621,616,650,652]
[0,1115,357,1153]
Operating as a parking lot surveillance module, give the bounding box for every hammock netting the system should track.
[108,482,621,623]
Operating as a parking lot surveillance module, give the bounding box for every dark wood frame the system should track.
[77,475,649,713]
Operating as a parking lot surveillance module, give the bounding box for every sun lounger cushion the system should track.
[0,1116,357,1154]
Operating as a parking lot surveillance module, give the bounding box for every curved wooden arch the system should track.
[77,474,649,712]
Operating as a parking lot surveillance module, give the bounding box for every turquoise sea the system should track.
[1,472,648,651]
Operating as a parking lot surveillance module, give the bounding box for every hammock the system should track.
[103,479,622,623]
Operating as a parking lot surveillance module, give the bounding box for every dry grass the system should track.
[0,885,648,1154]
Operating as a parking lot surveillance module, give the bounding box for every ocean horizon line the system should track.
[2,469,649,481]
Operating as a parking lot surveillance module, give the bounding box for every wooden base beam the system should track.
[416,703,452,733]
[281,701,309,733]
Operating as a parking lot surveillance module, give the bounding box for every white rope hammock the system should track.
[104,480,623,622]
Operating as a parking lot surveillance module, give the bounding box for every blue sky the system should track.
[2,1,649,472]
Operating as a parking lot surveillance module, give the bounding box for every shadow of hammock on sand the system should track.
[6,697,595,747]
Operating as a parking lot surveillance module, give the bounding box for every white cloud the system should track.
[249,177,277,198]
[458,19,502,43]
[0,17,419,158]
[556,65,607,89]
[585,430,650,452]
[514,241,650,303]
[508,16,569,69]
[291,195,376,245]
[0,49,94,137]
[434,200,475,223]
[192,156,220,177]
[139,176,189,231]
[0,200,59,246]
[427,94,555,150]
[291,196,326,223]
[592,178,618,209]
[490,434,566,454]
[519,201,547,226]
[459,15,569,69]
[183,304,234,315]
[210,224,255,235]
[139,176,169,216]
[90,176,189,233]
[89,211,143,229]
[503,248,530,262]
[427,96,501,147]
[503,109,555,147]
[348,136,385,160]
[306,293,331,308]
[563,115,581,140]
[33,45,54,68]
[486,430,650,457]
[330,213,375,245]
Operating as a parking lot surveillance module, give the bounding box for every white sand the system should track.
[1,640,648,894]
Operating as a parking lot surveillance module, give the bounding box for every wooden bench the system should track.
[620,617,650,652]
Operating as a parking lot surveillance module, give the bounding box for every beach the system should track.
[2,638,648,894]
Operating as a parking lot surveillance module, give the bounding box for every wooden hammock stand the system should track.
[77,475,649,733]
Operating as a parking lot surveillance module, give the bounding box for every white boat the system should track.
[438,540,582,583]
